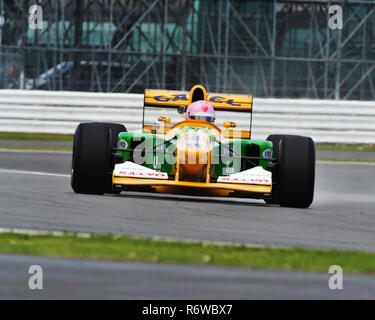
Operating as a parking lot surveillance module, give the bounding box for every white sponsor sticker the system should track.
[114,161,168,179]
[117,170,168,179]
[217,166,271,185]
[218,177,271,184]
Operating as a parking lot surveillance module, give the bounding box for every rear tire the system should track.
[71,122,117,194]
[278,135,315,208]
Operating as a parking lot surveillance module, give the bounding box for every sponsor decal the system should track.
[218,177,271,184]
[217,166,271,185]
[117,171,168,178]
[263,148,272,158]
[114,161,168,180]
[121,166,143,171]
[236,172,269,178]
[118,139,128,150]
[151,94,242,106]
[208,96,241,106]
[153,94,188,102]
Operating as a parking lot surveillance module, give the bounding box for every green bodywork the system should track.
[117,125,272,180]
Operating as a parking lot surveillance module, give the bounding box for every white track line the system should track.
[0,168,69,177]
[0,227,89,238]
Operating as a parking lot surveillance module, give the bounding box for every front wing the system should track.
[112,161,272,197]
[113,175,270,193]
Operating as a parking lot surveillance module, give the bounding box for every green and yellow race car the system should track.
[71,85,315,208]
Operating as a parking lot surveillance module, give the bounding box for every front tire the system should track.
[71,123,113,194]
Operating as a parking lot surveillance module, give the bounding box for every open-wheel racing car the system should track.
[71,85,315,208]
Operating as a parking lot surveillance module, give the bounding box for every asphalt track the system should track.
[0,150,374,251]
[1,254,374,299]
[0,150,374,299]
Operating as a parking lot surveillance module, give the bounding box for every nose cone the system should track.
[176,131,212,181]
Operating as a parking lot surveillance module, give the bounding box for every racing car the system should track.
[71,85,315,208]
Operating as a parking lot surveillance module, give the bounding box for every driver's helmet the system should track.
[185,100,215,123]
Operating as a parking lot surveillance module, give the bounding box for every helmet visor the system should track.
[190,115,215,123]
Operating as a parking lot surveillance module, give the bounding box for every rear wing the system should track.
[143,85,253,138]
[144,85,252,112]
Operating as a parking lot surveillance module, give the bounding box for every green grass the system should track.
[0,132,73,142]
[0,232,374,274]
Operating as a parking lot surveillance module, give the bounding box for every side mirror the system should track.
[158,115,171,124]
[177,106,186,114]
[223,121,237,128]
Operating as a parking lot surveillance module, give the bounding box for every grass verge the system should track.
[0,232,374,274]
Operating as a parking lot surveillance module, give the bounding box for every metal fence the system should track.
[1,0,375,100]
